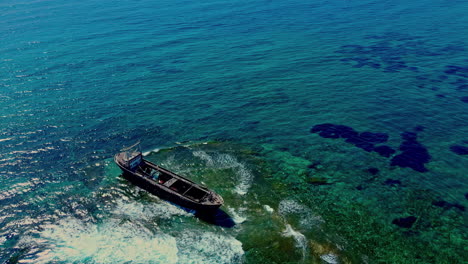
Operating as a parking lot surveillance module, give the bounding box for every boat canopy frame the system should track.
[120,141,143,171]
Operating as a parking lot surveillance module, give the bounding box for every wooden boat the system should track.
[114,143,224,212]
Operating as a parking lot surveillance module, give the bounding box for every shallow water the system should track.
[1,0,467,263]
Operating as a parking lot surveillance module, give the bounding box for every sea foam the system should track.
[22,218,179,264]
[112,199,191,220]
[21,216,244,264]
[279,199,324,227]
[283,224,308,260]
[192,151,253,196]
[176,231,244,264]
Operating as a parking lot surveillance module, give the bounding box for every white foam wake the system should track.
[278,199,324,227]
[263,204,274,213]
[21,218,179,264]
[192,150,214,166]
[176,231,244,264]
[227,207,247,224]
[112,199,191,220]
[283,224,308,260]
[20,217,245,264]
[19,198,244,264]
[233,163,252,196]
[192,151,253,196]
[320,253,340,264]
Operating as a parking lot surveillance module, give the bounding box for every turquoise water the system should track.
[1,0,467,263]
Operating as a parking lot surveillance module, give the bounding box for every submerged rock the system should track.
[384,179,401,186]
[457,85,468,91]
[373,145,396,157]
[401,131,417,141]
[444,65,468,77]
[450,145,468,155]
[307,161,322,169]
[359,131,389,143]
[432,200,450,208]
[354,141,375,152]
[367,167,379,175]
[310,123,336,133]
[311,123,390,154]
[391,152,429,172]
[392,216,417,228]
[452,204,466,211]
[335,34,457,74]
[308,177,330,185]
[311,124,433,172]
[310,124,356,139]
[391,132,430,172]
[432,200,466,211]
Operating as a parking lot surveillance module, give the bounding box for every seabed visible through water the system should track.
[6,141,465,263]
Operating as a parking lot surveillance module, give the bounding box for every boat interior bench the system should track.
[184,187,208,201]
[162,177,208,201]
[163,178,177,187]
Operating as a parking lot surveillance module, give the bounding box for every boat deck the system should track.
[115,150,223,209]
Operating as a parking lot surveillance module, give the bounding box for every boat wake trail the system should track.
[19,201,244,264]
[21,218,179,264]
[111,199,192,220]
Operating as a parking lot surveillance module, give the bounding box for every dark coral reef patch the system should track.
[311,124,432,172]
[373,145,396,158]
[444,65,468,78]
[336,33,464,74]
[432,200,465,211]
[384,179,401,186]
[392,216,417,228]
[390,132,431,172]
[367,167,379,175]
[310,123,392,154]
[415,64,468,105]
[337,34,468,107]
[450,145,468,155]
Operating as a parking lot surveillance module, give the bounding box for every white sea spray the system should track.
[227,206,247,224]
[215,154,253,195]
[22,218,179,264]
[263,204,274,213]
[283,224,308,260]
[192,151,253,196]
[112,199,191,220]
[320,253,340,264]
[176,231,244,264]
[192,150,214,166]
[278,199,324,227]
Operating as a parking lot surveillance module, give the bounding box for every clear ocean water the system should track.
[1,0,467,263]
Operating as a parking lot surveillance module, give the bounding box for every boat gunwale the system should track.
[114,153,223,207]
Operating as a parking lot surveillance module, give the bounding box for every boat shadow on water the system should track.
[117,174,236,228]
[175,204,236,228]
[194,208,236,228]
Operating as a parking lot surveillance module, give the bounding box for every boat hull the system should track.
[114,155,222,212]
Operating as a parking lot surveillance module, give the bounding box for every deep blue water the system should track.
[1,0,467,263]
